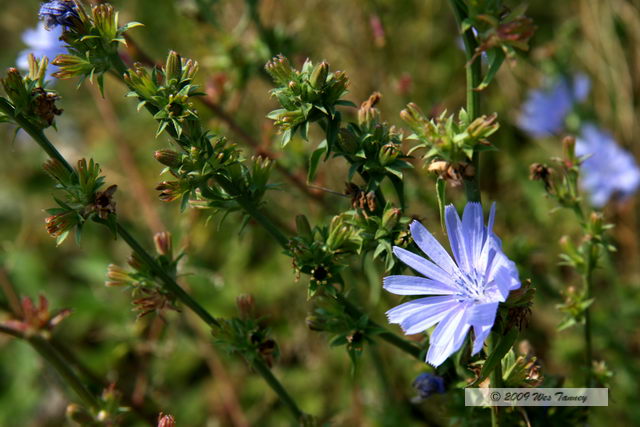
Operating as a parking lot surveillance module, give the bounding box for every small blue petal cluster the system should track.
[412,373,445,400]
[17,23,66,80]
[518,74,590,138]
[383,202,521,367]
[576,124,640,207]
[39,0,79,30]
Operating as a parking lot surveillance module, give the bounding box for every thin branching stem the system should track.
[28,335,101,412]
[449,0,482,203]
[104,52,421,361]
[1,97,309,421]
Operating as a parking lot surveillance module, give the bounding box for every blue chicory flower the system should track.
[383,202,521,367]
[412,373,445,400]
[518,74,590,138]
[576,124,640,207]
[17,23,66,80]
[39,0,79,30]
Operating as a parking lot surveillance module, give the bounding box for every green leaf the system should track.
[471,328,519,387]
[325,112,341,159]
[281,128,293,147]
[308,140,328,182]
[436,178,446,231]
[475,49,505,91]
[335,99,357,108]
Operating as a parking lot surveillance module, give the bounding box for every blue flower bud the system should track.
[412,373,445,400]
[39,1,80,30]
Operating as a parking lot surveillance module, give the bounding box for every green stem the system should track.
[0,104,221,329]
[0,99,75,175]
[251,357,305,421]
[488,334,502,427]
[448,0,482,203]
[114,224,220,328]
[28,335,101,412]
[335,293,422,360]
[1,95,306,421]
[583,243,595,387]
[0,328,100,411]
[212,176,291,248]
[0,324,23,339]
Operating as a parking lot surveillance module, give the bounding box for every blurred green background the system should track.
[1,0,639,425]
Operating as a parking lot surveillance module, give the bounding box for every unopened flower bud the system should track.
[45,211,79,238]
[379,144,400,166]
[127,253,144,271]
[381,207,401,231]
[412,373,445,402]
[309,61,329,89]
[43,159,73,185]
[562,135,576,165]
[153,231,173,257]
[1,68,27,103]
[154,150,182,168]
[165,51,182,83]
[337,128,359,154]
[265,54,294,85]
[157,413,176,427]
[287,80,301,95]
[236,294,255,318]
[400,102,426,131]
[105,264,132,287]
[305,315,324,331]
[156,181,186,202]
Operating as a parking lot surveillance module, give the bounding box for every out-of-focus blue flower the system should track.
[576,124,640,207]
[412,373,445,401]
[383,202,521,367]
[39,0,79,30]
[518,74,590,138]
[17,23,66,80]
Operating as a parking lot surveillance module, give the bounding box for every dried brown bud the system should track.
[529,163,553,191]
[91,185,118,219]
[428,161,474,187]
[358,92,382,125]
[31,87,63,126]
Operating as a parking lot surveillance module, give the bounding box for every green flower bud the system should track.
[562,135,577,166]
[381,207,401,231]
[51,54,94,80]
[379,143,400,166]
[400,102,427,132]
[337,128,359,154]
[251,155,273,190]
[92,4,118,42]
[45,211,79,239]
[43,159,73,186]
[265,54,295,85]
[309,61,329,89]
[1,68,28,105]
[154,149,182,168]
[305,315,324,331]
[165,50,182,84]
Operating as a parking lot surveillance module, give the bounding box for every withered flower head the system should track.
[91,184,117,219]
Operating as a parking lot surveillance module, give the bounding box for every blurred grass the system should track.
[0,0,639,425]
